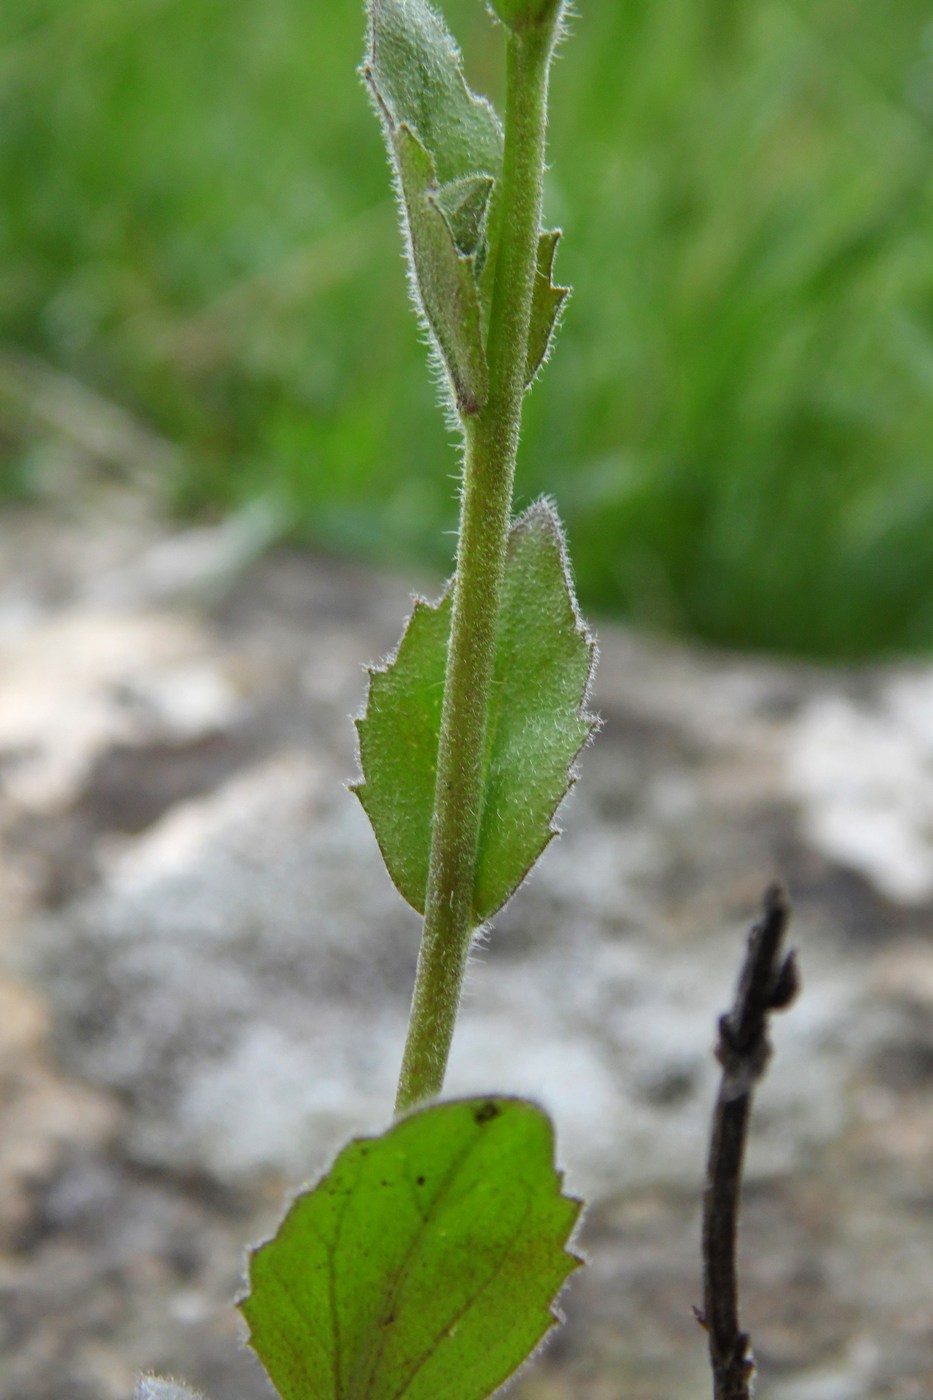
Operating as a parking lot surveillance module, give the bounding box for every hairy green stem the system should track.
[395,20,560,1113]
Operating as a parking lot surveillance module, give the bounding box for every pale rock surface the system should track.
[788,674,933,903]
[1,495,931,1400]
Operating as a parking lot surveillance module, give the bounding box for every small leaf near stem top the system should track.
[525,229,569,385]
[391,123,490,412]
[363,0,502,185]
[363,0,504,412]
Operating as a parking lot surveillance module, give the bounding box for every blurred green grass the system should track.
[2,0,932,657]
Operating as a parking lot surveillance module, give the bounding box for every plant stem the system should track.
[699,885,800,1400]
[395,20,560,1114]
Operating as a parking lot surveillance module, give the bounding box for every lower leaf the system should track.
[240,1097,581,1400]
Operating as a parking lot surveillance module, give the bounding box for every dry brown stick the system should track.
[697,884,800,1400]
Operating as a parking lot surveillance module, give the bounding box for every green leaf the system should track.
[353,501,597,921]
[473,501,595,919]
[352,585,452,916]
[363,0,504,411]
[394,126,489,413]
[435,175,495,260]
[240,1097,581,1400]
[363,0,503,186]
[525,230,570,387]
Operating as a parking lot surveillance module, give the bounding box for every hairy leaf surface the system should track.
[354,502,596,921]
[363,0,503,409]
[363,0,502,185]
[525,230,570,386]
[393,125,489,411]
[473,501,595,918]
[435,174,494,260]
[353,585,451,915]
[241,1097,580,1400]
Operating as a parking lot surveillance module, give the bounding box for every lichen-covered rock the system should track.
[2,500,932,1399]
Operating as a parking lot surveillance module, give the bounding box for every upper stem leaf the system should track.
[435,174,495,261]
[474,500,595,920]
[363,0,504,412]
[525,230,570,386]
[394,125,490,412]
[363,0,502,185]
[352,583,451,916]
[353,501,597,924]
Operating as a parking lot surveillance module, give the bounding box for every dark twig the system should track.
[697,884,800,1400]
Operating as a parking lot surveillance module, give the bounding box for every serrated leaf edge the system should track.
[237,1097,584,1392]
[472,499,599,921]
[352,503,599,923]
[525,230,571,387]
[391,122,491,412]
[237,1096,584,1271]
[350,585,453,914]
